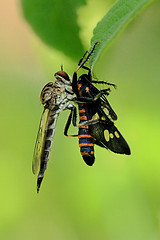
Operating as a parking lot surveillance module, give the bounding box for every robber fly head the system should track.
[54,71,72,86]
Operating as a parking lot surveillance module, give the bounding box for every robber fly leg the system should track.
[78,119,101,127]
[64,106,78,137]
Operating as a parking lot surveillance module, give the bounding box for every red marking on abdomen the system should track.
[81,151,94,156]
[79,143,94,147]
[79,125,89,129]
[78,83,82,90]
[79,116,87,121]
[79,109,86,113]
[79,103,83,107]
[78,135,92,139]
[85,87,89,93]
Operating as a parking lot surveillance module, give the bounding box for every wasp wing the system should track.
[90,120,131,155]
[100,95,117,121]
[88,79,118,121]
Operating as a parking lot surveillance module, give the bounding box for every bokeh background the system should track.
[0,0,160,239]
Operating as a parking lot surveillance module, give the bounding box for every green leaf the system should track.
[21,0,86,60]
[89,0,154,68]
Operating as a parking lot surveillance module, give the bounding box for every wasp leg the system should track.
[72,43,99,96]
[75,42,99,72]
[78,51,88,66]
[81,65,92,79]
[64,106,78,137]
[73,90,110,104]
[92,80,117,89]
[79,75,113,96]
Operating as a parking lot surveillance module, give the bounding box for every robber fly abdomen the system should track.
[36,109,59,192]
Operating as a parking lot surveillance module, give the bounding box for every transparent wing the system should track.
[32,108,49,174]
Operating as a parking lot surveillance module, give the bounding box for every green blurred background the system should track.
[0,0,160,239]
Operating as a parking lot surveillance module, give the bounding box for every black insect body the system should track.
[77,98,95,166]
[64,43,131,165]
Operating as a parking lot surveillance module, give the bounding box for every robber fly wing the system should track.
[32,108,49,174]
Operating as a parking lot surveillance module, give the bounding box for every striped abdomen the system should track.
[37,111,58,192]
[78,104,95,166]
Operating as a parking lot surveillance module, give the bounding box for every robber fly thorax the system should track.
[41,71,75,111]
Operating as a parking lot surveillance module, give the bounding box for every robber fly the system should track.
[32,70,77,193]
[63,42,131,166]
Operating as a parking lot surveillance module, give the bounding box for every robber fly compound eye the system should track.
[54,71,70,81]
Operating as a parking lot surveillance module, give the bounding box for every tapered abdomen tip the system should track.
[37,176,43,193]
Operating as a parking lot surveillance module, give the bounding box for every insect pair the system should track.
[32,42,131,193]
